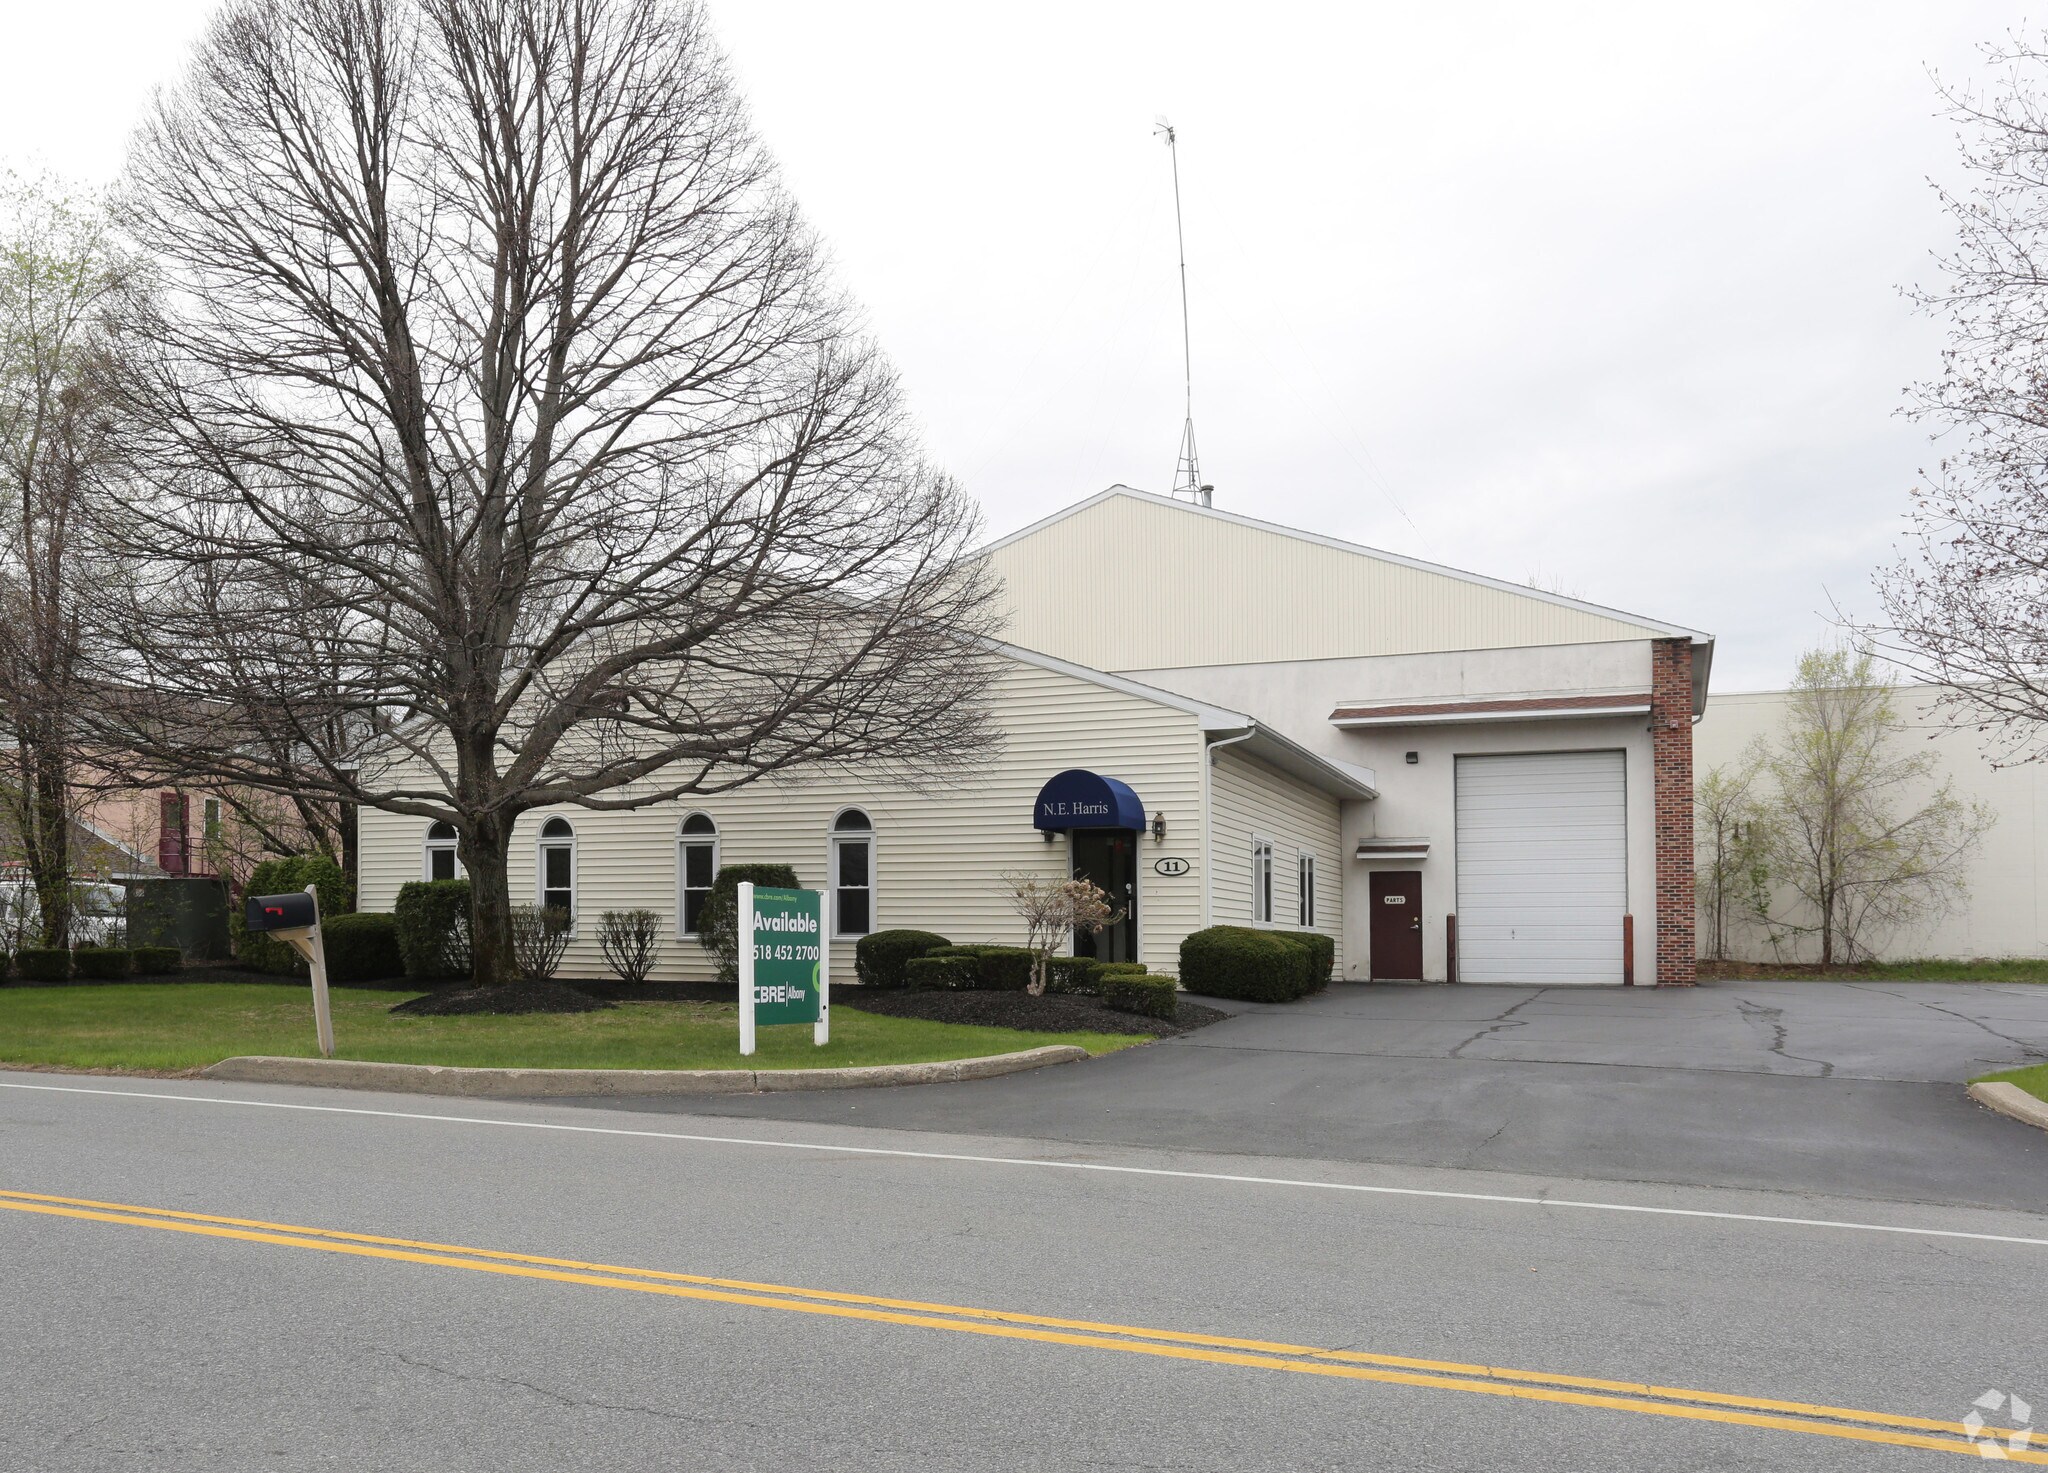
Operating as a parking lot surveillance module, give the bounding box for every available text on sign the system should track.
[737,882,829,1055]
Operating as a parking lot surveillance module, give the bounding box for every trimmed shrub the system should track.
[321,913,404,984]
[233,854,352,974]
[1102,972,1179,1021]
[73,948,136,980]
[0,952,8,981]
[933,944,1033,992]
[1179,926,1313,1003]
[698,864,802,982]
[598,909,663,985]
[1096,961,1149,978]
[1044,956,1104,996]
[134,945,184,975]
[855,929,952,990]
[16,948,70,982]
[394,879,471,979]
[1279,932,1336,991]
[509,904,573,982]
[904,954,977,991]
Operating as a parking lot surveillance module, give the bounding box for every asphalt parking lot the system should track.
[594,980,2048,1210]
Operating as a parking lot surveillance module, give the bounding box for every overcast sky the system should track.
[1,1,2019,689]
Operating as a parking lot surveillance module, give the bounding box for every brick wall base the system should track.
[1651,638,1698,985]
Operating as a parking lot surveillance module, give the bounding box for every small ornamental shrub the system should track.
[16,948,70,982]
[1101,972,1179,1021]
[134,945,184,975]
[698,865,801,982]
[904,954,977,991]
[1043,956,1104,995]
[1280,932,1336,991]
[854,929,952,989]
[1095,961,1148,978]
[932,944,1033,992]
[598,909,663,985]
[394,879,472,979]
[1179,926,1313,1002]
[72,948,136,980]
[509,904,573,982]
[233,854,352,974]
[320,913,404,984]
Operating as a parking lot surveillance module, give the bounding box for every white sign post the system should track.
[739,880,757,1058]
[299,885,335,1059]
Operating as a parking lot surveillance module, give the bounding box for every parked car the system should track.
[0,880,125,948]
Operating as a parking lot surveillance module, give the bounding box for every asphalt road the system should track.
[4,1068,2046,1471]
[640,980,2048,1212]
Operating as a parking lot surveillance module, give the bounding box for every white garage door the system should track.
[1454,751,1627,984]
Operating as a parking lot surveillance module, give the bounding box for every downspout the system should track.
[1202,727,1256,929]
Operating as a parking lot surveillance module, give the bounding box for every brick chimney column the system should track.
[1650,639,1697,986]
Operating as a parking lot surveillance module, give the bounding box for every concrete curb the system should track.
[1968,1080,2048,1134]
[199,1045,1090,1098]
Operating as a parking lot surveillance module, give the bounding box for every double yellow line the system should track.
[1,1186,2037,1463]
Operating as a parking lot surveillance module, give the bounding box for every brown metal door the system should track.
[1370,870,1423,980]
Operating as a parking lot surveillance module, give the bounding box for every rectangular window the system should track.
[1252,838,1274,925]
[541,844,574,917]
[429,847,458,882]
[1298,851,1316,928]
[680,840,715,934]
[833,835,872,937]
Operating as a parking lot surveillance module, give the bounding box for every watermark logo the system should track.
[1963,1390,2035,1460]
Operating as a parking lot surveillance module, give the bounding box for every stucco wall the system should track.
[1696,687,2048,961]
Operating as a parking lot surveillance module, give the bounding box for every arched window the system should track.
[830,808,873,938]
[538,817,575,921]
[677,813,718,936]
[424,820,462,881]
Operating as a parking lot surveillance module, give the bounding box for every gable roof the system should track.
[984,486,1711,673]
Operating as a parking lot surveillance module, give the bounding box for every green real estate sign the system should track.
[746,885,823,1027]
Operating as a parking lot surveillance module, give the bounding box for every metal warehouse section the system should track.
[1454,751,1628,984]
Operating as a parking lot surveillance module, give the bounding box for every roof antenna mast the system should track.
[1155,119,1211,507]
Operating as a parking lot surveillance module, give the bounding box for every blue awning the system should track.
[1033,769,1147,832]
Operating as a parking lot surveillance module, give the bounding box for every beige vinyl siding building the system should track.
[357,644,1368,980]
[1208,747,1345,968]
[1695,686,2048,962]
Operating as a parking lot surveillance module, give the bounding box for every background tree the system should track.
[1756,647,1992,966]
[1693,753,1773,963]
[0,176,123,947]
[89,0,1000,988]
[1879,35,2048,758]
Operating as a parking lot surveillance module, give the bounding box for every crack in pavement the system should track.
[389,1348,762,1432]
[1734,1000,1837,1077]
[1447,989,1550,1058]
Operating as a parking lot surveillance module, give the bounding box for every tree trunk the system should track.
[27,737,72,949]
[460,813,517,988]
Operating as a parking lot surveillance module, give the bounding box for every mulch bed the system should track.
[834,988,1228,1037]
[388,980,612,1016]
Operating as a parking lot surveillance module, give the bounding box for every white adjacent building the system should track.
[357,486,1715,985]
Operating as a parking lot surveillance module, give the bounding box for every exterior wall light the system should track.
[1405,751,1419,765]
[1151,810,1167,844]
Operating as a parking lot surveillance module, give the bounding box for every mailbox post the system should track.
[243,885,334,1058]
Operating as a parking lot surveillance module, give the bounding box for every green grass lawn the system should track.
[0,983,1146,1074]
[1700,958,2048,983]
[1974,1062,2048,1102]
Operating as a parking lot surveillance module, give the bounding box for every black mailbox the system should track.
[245,892,318,933]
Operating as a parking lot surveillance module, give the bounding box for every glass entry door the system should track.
[1070,829,1139,963]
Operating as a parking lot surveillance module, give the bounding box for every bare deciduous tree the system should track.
[1756,648,1992,966]
[0,176,124,947]
[88,0,1000,987]
[1694,752,1773,963]
[1001,873,1120,995]
[1878,36,2048,757]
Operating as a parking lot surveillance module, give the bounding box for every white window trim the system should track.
[423,824,464,882]
[536,819,578,933]
[676,813,720,940]
[1297,849,1317,929]
[829,807,875,939]
[1252,835,1275,926]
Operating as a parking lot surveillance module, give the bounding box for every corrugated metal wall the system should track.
[988,493,1666,671]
